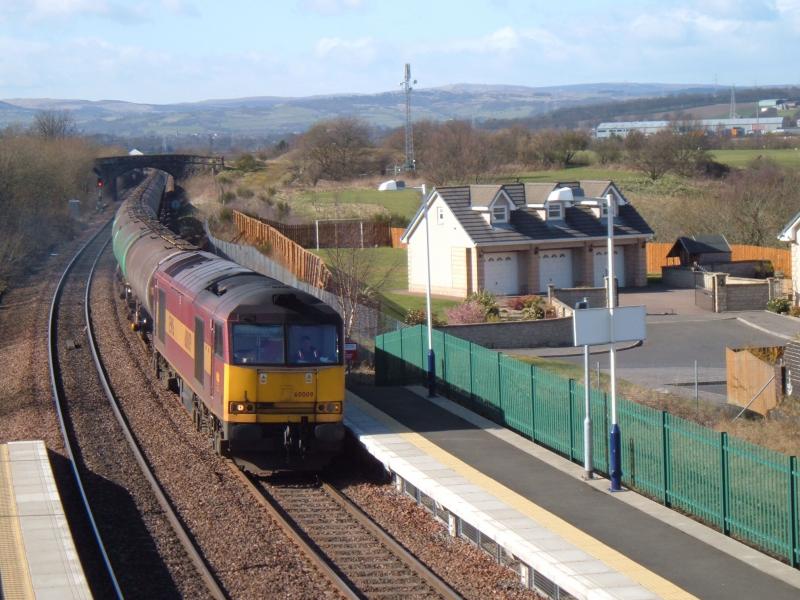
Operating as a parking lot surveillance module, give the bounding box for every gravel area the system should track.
[91,246,344,599]
[328,448,543,600]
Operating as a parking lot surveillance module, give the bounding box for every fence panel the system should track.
[442,334,472,396]
[531,367,571,457]
[401,327,424,372]
[470,345,501,411]
[665,414,724,529]
[570,382,611,474]
[618,400,666,501]
[726,437,794,562]
[499,356,534,437]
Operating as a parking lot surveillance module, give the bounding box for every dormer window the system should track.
[547,203,563,219]
[601,203,609,217]
[492,204,508,223]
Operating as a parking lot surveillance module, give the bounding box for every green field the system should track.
[313,247,459,320]
[289,188,422,221]
[711,148,800,168]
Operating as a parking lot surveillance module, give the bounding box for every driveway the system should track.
[504,286,800,404]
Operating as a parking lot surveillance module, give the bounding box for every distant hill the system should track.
[1,82,730,137]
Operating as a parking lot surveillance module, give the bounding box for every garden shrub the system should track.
[445,301,485,325]
[766,298,791,314]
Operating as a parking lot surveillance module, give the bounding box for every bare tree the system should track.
[32,110,76,139]
[323,224,403,338]
[297,118,372,183]
[630,130,676,180]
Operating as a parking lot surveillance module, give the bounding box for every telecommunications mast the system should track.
[402,63,417,171]
[729,85,737,119]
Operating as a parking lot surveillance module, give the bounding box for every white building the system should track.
[595,117,784,138]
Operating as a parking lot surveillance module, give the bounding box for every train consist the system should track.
[112,173,345,468]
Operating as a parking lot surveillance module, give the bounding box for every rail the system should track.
[229,465,460,599]
[48,219,124,599]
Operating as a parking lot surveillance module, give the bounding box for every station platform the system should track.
[0,441,90,600]
[344,384,800,600]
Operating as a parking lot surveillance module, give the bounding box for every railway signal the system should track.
[96,177,104,188]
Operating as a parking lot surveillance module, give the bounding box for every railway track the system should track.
[48,218,225,599]
[234,468,462,600]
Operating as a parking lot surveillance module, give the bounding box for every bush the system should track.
[509,295,543,311]
[467,290,499,318]
[236,186,254,199]
[520,296,545,320]
[221,190,235,204]
[767,298,791,314]
[276,200,291,220]
[234,153,260,171]
[404,308,445,327]
[218,207,233,223]
[445,301,485,325]
[789,305,800,318]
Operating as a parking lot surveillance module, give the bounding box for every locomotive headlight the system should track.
[317,402,341,413]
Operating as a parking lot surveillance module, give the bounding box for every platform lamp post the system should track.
[606,193,622,492]
[415,184,436,397]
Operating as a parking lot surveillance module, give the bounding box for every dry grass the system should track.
[512,354,800,456]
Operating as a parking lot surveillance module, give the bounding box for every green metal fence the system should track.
[375,325,800,567]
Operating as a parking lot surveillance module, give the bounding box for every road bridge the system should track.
[93,154,224,202]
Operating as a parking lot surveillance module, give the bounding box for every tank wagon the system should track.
[112,173,345,468]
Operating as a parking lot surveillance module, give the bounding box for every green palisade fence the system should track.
[375,325,800,568]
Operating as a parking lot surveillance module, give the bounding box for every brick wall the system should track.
[442,317,573,349]
[724,281,770,311]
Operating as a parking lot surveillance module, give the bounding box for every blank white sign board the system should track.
[573,306,647,346]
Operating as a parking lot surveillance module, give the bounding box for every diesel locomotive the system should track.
[112,172,345,468]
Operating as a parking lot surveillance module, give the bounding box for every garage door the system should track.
[593,248,626,287]
[483,253,519,295]
[539,250,573,290]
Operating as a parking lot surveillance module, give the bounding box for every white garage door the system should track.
[483,252,519,295]
[539,250,573,290]
[593,248,626,287]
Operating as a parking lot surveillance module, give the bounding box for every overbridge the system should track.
[93,154,224,202]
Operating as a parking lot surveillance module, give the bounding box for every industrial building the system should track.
[595,117,784,138]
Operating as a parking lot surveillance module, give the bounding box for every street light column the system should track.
[607,192,622,491]
[421,184,436,397]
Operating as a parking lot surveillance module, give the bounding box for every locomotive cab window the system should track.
[232,324,284,365]
[288,324,339,365]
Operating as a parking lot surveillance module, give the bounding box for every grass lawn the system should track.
[711,148,800,168]
[313,246,459,320]
[288,188,422,221]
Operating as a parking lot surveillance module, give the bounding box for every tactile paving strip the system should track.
[0,444,35,600]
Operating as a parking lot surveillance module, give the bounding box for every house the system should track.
[778,213,800,302]
[401,180,654,297]
[666,235,732,266]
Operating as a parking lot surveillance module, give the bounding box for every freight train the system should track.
[112,172,345,469]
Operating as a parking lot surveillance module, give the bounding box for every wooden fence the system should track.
[390,227,407,248]
[232,211,331,289]
[646,242,792,277]
[726,347,783,415]
[253,216,392,249]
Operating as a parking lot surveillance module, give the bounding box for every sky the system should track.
[0,0,798,103]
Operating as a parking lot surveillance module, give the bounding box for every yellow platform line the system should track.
[349,393,697,600]
[0,445,36,600]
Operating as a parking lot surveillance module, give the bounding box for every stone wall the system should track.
[442,317,573,349]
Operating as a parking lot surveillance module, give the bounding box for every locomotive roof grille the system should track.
[163,254,210,276]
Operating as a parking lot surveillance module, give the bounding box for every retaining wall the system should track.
[442,317,573,349]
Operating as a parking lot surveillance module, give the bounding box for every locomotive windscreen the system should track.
[287,324,339,365]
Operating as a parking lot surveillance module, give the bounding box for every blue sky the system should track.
[0,0,797,103]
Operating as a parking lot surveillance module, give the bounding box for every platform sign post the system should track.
[575,298,592,479]
[573,270,647,490]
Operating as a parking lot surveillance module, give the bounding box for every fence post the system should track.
[789,456,798,567]
[530,364,536,442]
[568,378,576,462]
[661,411,670,506]
[497,353,503,417]
[468,342,474,400]
[720,432,730,535]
